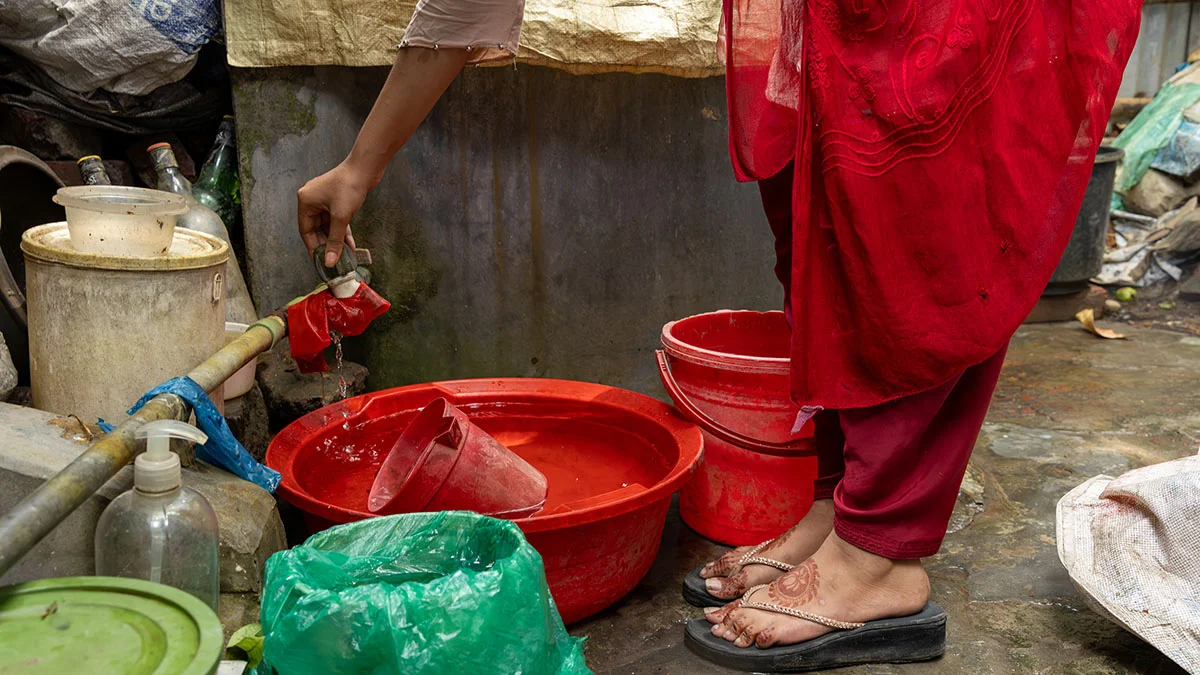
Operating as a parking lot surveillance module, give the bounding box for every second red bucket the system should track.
[658,310,817,546]
[369,398,548,518]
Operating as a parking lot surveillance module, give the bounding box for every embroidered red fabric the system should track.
[288,285,392,374]
[721,0,1142,409]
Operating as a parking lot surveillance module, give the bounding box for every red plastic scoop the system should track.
[368,398,548,518]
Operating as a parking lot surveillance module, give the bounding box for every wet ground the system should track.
[573,322,1199,674]
[1113,281,1200,337]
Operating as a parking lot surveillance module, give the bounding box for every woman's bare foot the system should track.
[698,499,834,600]
[706,532,930,648]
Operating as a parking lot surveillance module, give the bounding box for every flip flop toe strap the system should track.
[733,540,795,574]
[741,584,866,631]
[739,556,794,572]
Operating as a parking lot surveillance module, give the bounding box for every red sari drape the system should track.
[721,0,1143,410]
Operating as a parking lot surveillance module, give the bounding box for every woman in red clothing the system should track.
[681,0,1141,668]
[297,0,1141,669]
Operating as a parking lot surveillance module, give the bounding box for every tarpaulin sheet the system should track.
[223,0,722,77]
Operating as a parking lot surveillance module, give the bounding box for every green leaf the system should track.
[227,622,265,669]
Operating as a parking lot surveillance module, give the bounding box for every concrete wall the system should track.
[232,65,781,395]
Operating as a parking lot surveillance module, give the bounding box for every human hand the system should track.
[297,162,374,267]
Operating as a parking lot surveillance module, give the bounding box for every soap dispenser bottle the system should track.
[95,420,220,611]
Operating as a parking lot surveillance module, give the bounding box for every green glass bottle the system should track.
[193,116,241,238]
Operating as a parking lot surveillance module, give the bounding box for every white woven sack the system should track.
[0,0,220,95]
[1057,453,1200,674]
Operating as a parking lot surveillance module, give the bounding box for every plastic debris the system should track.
[1097,208,1195,288]
[1108,85,1200,208]
[256,512,591,675]
[1111,63,1200,211]
[1151,119,1200,180]
[127,377,281,492]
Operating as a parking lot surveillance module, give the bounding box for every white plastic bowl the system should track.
[222,322,258,400]
[53,186,187,256]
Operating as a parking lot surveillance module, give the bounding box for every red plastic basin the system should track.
[265,378,704,624]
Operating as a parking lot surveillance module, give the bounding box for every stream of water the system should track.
[331,332,351,429]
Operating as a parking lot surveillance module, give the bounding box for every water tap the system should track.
[313,244,373,297]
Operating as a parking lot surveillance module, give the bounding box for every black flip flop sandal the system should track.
[684,587,946,672]
[683,565,725,607]
[683,541,794,608]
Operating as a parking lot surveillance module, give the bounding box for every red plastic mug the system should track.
[369,398,548,518]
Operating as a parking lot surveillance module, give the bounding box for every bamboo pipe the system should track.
[0,314,287,577]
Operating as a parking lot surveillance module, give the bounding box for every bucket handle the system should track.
[656,350,816,457]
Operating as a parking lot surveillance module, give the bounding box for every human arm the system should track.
[297,47,470,266]
[297,0,525,266]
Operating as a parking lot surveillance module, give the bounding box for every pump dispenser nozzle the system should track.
[134,420,208,493]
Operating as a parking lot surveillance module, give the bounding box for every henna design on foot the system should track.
[767,558,820,605]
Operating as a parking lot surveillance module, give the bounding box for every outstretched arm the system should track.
[297,47,470,266]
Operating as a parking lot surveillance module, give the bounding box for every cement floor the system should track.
[572,323,1200,674]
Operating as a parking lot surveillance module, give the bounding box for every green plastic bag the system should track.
[256,512,590,675]
[1111,81,1200,210]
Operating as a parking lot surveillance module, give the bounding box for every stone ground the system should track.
[572,322,1200,674]
[1116,279,1200,337]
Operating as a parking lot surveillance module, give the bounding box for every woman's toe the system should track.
[699,546,750,579]
[704,598,742,624]
[706,569,751,599]
[754,626,778,648]
[716,613,745,642]
[733,628,757,648]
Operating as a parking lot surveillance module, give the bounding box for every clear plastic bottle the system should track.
[95,420,220,611]
[146,142,258,325]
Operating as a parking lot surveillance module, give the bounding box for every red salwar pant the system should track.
[760,166,1007,559]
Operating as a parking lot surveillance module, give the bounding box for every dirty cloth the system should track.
[0,44,230,135]
[401,0,525,65]
[128,377,281,493]
[763,167,1007,559]
[288,284,391,374]
[1057,453,1200,674]
[724,0,1141,410]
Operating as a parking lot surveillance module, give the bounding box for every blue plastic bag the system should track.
[128,376,281,492]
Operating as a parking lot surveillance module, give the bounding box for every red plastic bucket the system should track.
[265,378,704,624]
[369,398,548,518]
[659,310,817,546]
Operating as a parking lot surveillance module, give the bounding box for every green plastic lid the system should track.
[0,576,223,674]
